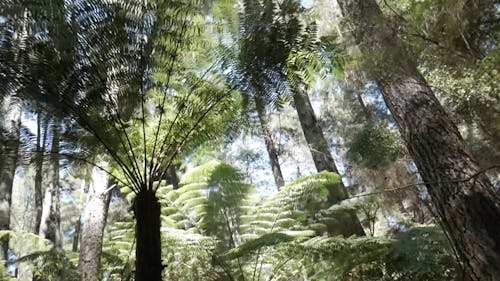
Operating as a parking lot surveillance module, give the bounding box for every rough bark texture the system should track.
[0,96,21,260]
[254,94,285,189]
[292,85,365,236]
[337,0,500,279]
[38,122,62,248]
[134,188,162,281]
[78,165,111,281]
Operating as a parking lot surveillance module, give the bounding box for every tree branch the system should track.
[347,165,500,199]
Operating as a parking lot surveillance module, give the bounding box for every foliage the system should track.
[101,220,136,281]
[1,0,487,280]
[0,260,14,281]
[347,121,405,170]
[0,230,80,281]
[383,0,500,168]
[385,0,498,65]
[386,226,459,281]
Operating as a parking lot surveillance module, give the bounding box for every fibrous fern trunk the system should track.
[292,85,365,236]
[254,94,285,189]
[134,188,162,281]
[78,165,111,281]
[337,0,500,279]
[0,96,22,260]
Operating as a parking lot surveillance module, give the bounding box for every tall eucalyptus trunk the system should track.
[38,122,62,248]
[292,84,365,236]
[337,0,500,279]
[0,96,22,260]
[78,164,111,281]
[134,187,162,281]
[254,93,285,189]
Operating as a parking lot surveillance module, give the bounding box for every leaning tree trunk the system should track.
[134,187,162,281]
[254,94,285,189]
[336,0,500,279]
[78,164,111,281]
[38,122,62,248]
[292,85,365,236]
[0,96,22,260]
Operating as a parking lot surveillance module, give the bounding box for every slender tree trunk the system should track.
[0,96,22,260]
[337,0,500,279]
[134,188,162,281]
[293,85,338,174]
[355,92,373,122]
[33,114,48,233]
[292,85,365,236]
[72,217,81,252]
[254,94,285,189]
[167,165,180,190]
[78,164,111,281]
[38,122,62,248]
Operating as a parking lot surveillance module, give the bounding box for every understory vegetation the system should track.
[0,0,498,280]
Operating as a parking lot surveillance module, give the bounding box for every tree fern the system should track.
[0,230,80,281]
[102,161,460,280]
[101,219,136,281]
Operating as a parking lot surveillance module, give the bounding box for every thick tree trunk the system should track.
[78,165,111,281]
[0,96,21,260]
[134,188,162,281]
[337,0,500,279]
[254,94,285,189]
[38,122,62,248]
[292,85,365,236]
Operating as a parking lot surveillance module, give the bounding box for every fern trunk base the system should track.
[134,188,162,281]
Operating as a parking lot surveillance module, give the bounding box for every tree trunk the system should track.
[167,165,180,190]
[134,188,162,281]
[38,122,62,248]
[33,114,48,234]
[78,164,111,281]
[336,0,500,279]
[72,217,80,252]
[254,94,285,189]
[292,85,365,236]
[0,96,22,260]
[355,92,373,122]
[293,84,339,174]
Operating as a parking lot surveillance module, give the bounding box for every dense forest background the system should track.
[0,0,498,280]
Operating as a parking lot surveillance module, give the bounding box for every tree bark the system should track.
[336,0,500,279]
[167,165,180,190]
[254,94,285,189]
[293,84,339,174]
[292,85,365,236]
[72,217,80,252]
[33,114,48,234]
[134,188,162,281]
[0,96,22,260]
[38,121,62,248]
[78,164,111,281]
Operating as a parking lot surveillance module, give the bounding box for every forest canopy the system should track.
[0,0,498,280]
